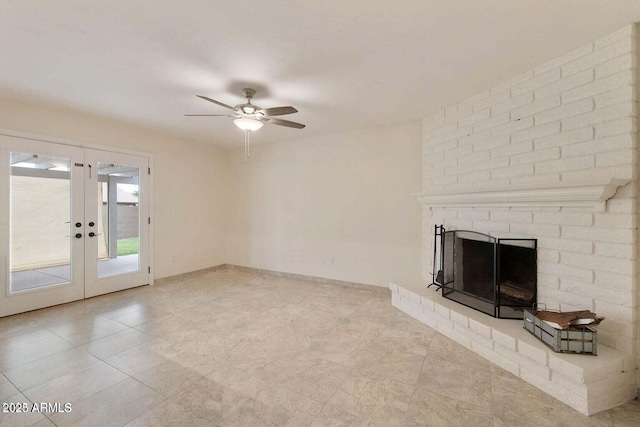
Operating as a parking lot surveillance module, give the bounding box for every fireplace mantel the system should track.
[416,179,629,211]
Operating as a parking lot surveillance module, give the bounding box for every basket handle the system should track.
[532,303,546,311]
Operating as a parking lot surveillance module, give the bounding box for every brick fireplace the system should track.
[392,24,639,414]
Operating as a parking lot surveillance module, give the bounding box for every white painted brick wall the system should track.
[421,24,639,387]
[517,340,548,365]
[562,37,635,77]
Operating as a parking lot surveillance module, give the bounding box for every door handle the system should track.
[75,233,82,239]
[88,232,103,237]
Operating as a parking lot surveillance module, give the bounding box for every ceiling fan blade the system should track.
[184,114,235,117]
[196,95,234,110]
[265,117,306,129]
[260,106,298,116]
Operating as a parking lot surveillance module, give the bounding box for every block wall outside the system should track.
[420,25,639,384]
[101,204,140,239]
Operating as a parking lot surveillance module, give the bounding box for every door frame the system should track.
[0,128,154,316]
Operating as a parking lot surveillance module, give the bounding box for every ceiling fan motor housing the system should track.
[242,88,256,99]
[237,88,259,115]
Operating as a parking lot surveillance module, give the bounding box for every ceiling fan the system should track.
[186,88,305,161]
[185,88,305,130]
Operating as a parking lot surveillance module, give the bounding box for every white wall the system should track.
[0,97,227,279]
[224,122,422,287]
[421,24,638,378]
[0,97,423,287]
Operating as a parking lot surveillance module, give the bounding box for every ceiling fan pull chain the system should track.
[247,130,251,158]
[244,130,250,162]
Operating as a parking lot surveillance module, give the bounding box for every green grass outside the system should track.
[117,237,139,256]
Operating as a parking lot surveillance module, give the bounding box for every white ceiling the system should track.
[1,1,639,148]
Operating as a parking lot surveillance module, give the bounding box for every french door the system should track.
[0,135,151,317]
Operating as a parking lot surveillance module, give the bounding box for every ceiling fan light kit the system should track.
[186,88,305,162]
[233,118,264,131]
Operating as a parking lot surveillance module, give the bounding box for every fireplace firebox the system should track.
[431,225,537,319]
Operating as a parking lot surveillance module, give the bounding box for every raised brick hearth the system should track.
[390,282,635,415]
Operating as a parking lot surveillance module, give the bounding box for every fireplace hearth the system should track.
[431,225,537,319]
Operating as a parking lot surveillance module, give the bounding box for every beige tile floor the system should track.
[1,268,639,426]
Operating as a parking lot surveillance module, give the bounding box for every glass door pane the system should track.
[96,162,140,278]
[10,152,72,292]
